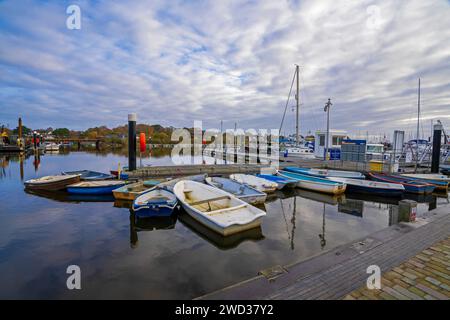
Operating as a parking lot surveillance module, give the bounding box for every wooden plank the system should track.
[189,195,230,206]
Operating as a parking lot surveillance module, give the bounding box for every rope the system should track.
[279,68,297,134]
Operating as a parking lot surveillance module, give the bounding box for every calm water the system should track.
[0,150,448,299]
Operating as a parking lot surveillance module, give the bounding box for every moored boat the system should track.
[174,180,266,236]
[205,177,267,205]
[44,143,60,152]
[67,180,126,195]
[229,174,278,193]
[62,170,115,181]
[24,174,81,191]
[367,172,435,194]
[396,174,448,191]
[327,177,405,197]
[255,174,297,189]
[113,181,153,201]
[277,170,346,195]
[132,188,178,217]
[284,167,365,179]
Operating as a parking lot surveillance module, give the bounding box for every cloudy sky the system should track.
[0,0,449,138]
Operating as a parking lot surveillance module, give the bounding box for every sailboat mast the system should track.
[415,78,421,172]
[296,65,300,146]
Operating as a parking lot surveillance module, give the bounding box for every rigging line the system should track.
[279,68,297,135]
[299,70,320,134]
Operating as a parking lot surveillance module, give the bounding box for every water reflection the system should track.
[129,211,177,249]
[0,150,449,299]
[178,211,265,250]
[24,189,115,203]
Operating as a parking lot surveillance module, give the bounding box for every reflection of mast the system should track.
[19,154,24,181]
[290,196,297,250]
[318,203,326,249]
[33,153,40,171]
[280,196,297,250]
[129,211,138,249]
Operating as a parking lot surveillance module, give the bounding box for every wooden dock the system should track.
[196,204,450,300]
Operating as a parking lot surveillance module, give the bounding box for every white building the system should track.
[314,130,348,159]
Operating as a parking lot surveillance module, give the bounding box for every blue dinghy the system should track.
[132,188,178,217]
[284,167,365,179]
[205,177,267,205]
[62,170,115,181]
[66,180,126,195]
[255,174,297,189]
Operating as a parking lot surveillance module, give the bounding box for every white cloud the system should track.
[0,0,449,138]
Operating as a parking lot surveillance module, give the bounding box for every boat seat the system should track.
[189,195,230,206]
[207,203,247,216]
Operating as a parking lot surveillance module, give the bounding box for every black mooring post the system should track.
[431,123,442,173]
[128,113,137,171]
[33,132,37,150]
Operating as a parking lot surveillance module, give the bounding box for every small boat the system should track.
[143,179,163,188]
[441,165,450,175]
[112,182,153,201]
[205,177,267,205]
[277,170,346,195]
[396,174,448,191]
[367,172,435,194]
[327,177,405,197]
[281,147,315,159]
[132,188,178,217]
[67,180,126,195]
[44,143,60,152]
[284,167,365,179]
[229,174,278,193]
[24,174,81,191]
[255,174,297,189]
[62,170,115,181]
[174,180,266,236]
[157,174,207,191]
[400,173,450,182]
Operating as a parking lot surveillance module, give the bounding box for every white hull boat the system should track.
[229,174,278,193]
[277,170,346,195]
[205,177,267,205]
[174,180,266,236]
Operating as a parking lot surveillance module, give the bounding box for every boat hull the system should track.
[134,205,176,218]
[205,177,267,205]
[182,205,262,237]
[344,184,404,197]
[112,182,151,201]
[174,181,266,236]
[132,189,178,218]
[278,171,346,195]
[397,175,448,191]
[67,184,125,195]
[285,167,365,179]
[24,175,80,191]
[368,173,435,194]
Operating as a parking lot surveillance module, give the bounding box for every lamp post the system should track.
[324,98,332,161]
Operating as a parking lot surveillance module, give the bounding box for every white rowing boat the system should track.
[229,174,278,193]
[173,180,266,236]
